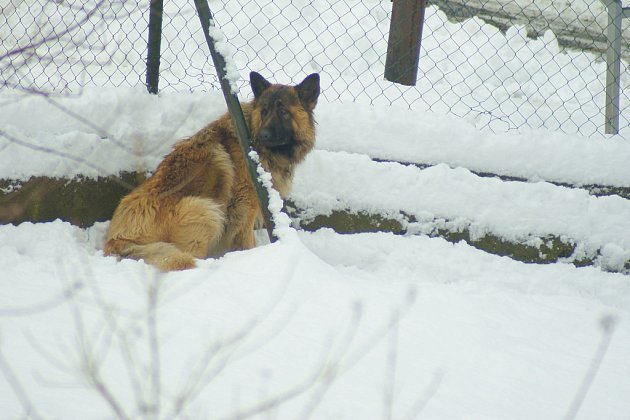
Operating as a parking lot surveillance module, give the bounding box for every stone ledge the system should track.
[2,173,628,272]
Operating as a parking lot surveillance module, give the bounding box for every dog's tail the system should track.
[105,239,196,271]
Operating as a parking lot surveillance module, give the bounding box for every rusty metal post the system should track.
[384,0,426,86]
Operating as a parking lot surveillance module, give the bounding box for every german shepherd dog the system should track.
[104,72,320,271]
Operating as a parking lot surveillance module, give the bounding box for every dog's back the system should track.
[104,119,240,270]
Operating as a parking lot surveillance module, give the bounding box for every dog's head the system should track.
[248,72,320,159]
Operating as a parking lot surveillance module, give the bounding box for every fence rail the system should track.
[0,0,628,136]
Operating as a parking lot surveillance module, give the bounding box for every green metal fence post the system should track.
[193,0,277,242]
[146,0,164,94]
[600,0,629,134]
[604,0,622,134]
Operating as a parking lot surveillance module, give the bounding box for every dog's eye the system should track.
[261,108,269,117]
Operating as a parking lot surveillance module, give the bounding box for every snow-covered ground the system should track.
[3,88,630,270]
[2,0,630,418]
[1,219,629,419]
[2,89,630,420]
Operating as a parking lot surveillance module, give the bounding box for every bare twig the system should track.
[56,258,131,420]
[218,338,339,420]
[336,287,417,378]
[564,315,618,420]
[0,1,106,62]
[73,254,149,415]
[147,277,162,419]
[24,330,73,376]
[222,288,418,420]
[0,347,44,420]
[167,252,301,418]
[300,288,417,420]
[382,308,399,420]
[1,80,197,183]
[401,370,445,420]
[0,280,82,317]
[85,360,130,420]
[297,302,363,419]
[0,128,136,191]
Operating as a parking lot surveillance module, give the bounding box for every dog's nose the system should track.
[258,128,272,145]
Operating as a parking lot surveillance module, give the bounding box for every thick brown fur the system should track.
[104,72,320,271]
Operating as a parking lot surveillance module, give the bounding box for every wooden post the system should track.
[193,0,277,242]
[146,0,164,94]
[384,0,426,86]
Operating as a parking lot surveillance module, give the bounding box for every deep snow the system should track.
[1,88,630,420]
[1,220,629,419]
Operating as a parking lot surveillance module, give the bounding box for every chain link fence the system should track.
[1,0,628,135]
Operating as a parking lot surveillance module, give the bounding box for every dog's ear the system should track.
[296,73,320,110]
[250,72,271,99]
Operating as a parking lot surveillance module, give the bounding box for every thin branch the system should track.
[298,302,363,420]
[0,81,197,180]
[24,330,73,376]
[401,370,445,420]
[0,281,82,317]
[58,259,131,420]
[382,308,399,420]
[147,277,162,419]
[564,315,618,420]
[167,253,301,418]
[0,0,106,61]
[218,340,339,420]
[0,348,44,420]
[301,287,418,419]
[77,256,147,415]
[85,361,130,420]
[0,128,136,191]
[224,289,417,420]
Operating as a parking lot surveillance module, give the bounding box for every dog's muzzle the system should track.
[257,127,291,148]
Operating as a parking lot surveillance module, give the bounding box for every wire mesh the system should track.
[1,0,628,135]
